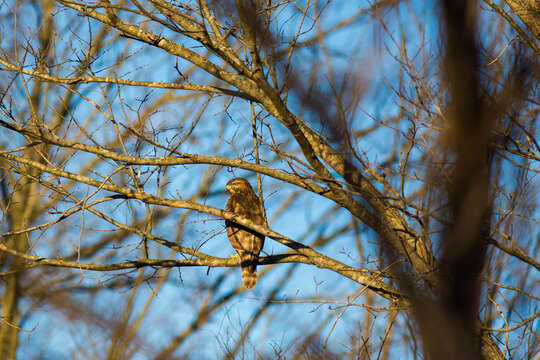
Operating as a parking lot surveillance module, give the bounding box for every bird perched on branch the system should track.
[225,178,266,289]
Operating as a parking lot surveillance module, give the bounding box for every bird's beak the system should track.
[225,184,231,192]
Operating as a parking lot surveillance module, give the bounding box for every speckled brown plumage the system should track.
[225,178,266,289]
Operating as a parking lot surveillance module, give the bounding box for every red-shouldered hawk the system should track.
[225,178,266,289]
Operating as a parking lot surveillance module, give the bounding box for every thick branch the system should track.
[0,151,401,299]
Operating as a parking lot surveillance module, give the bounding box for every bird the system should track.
[225,178,266,289]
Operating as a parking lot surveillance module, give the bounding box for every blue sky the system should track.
[2,0,538,358]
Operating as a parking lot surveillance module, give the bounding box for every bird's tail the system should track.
[241,256,258,289]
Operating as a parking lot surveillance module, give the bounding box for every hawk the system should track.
[225,178,266,289]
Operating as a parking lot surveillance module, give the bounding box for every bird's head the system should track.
[225,178,252,194]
